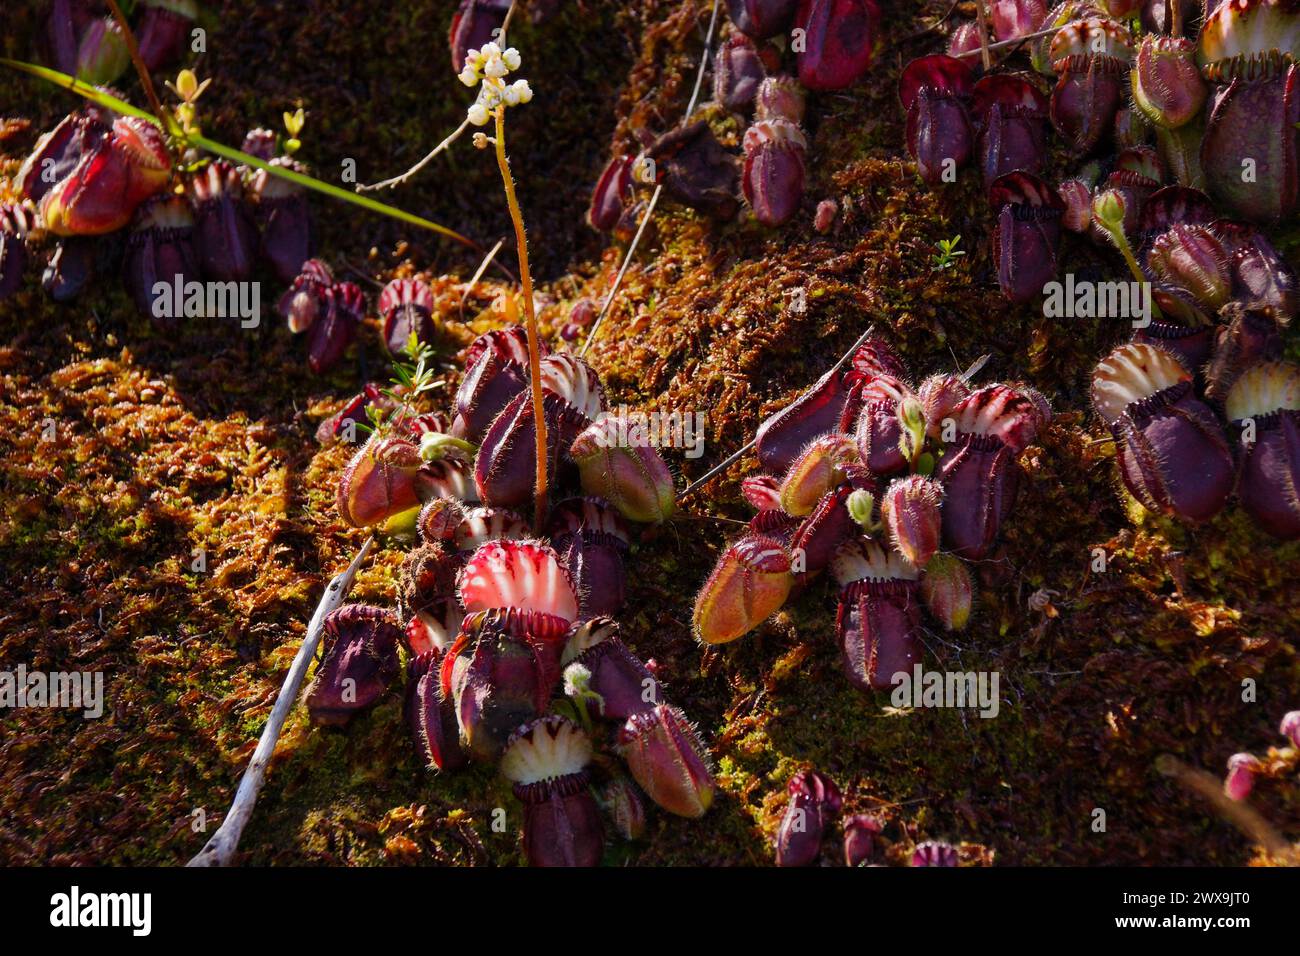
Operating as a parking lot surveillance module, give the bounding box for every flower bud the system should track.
[406,649,467,772]
[1131,35,1206,130]
[694,534,794,644]
[881,476,943,568]
[832,538,921,690]
[304,605,402,726]
[618,704,715,818]
[920,552,974,630]
[1224,752,1262,801]
[1091,343,1233,522]
[775,770,842,866]
[570,417,676,523]
[1225,361,1300,539]
[846,488,876,528]
[795,0,880,91]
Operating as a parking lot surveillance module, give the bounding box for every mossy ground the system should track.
[1,0,1297,866]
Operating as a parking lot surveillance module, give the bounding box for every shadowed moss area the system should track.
[1,0,1298,866]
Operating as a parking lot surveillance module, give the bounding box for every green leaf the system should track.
[1,58,478,251]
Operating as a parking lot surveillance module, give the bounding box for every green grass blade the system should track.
[1,58,163,124]
[186,133,477,249]
[0,57,478,251]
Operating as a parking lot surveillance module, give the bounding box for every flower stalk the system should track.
[492,104,548,532]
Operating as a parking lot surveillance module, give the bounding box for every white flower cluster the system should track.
[458,41,532,126]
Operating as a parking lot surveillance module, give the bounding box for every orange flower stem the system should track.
[493,105,548,532]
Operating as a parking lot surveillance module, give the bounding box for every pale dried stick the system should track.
[187,536,375,867]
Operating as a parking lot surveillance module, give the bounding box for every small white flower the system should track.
[512,79,533,104]
[458,67,478,87]
[484,54,508,79]
[503,85,521,106]
[502,47,521,71]
[467,102,490,126]
[480,41,501,58]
